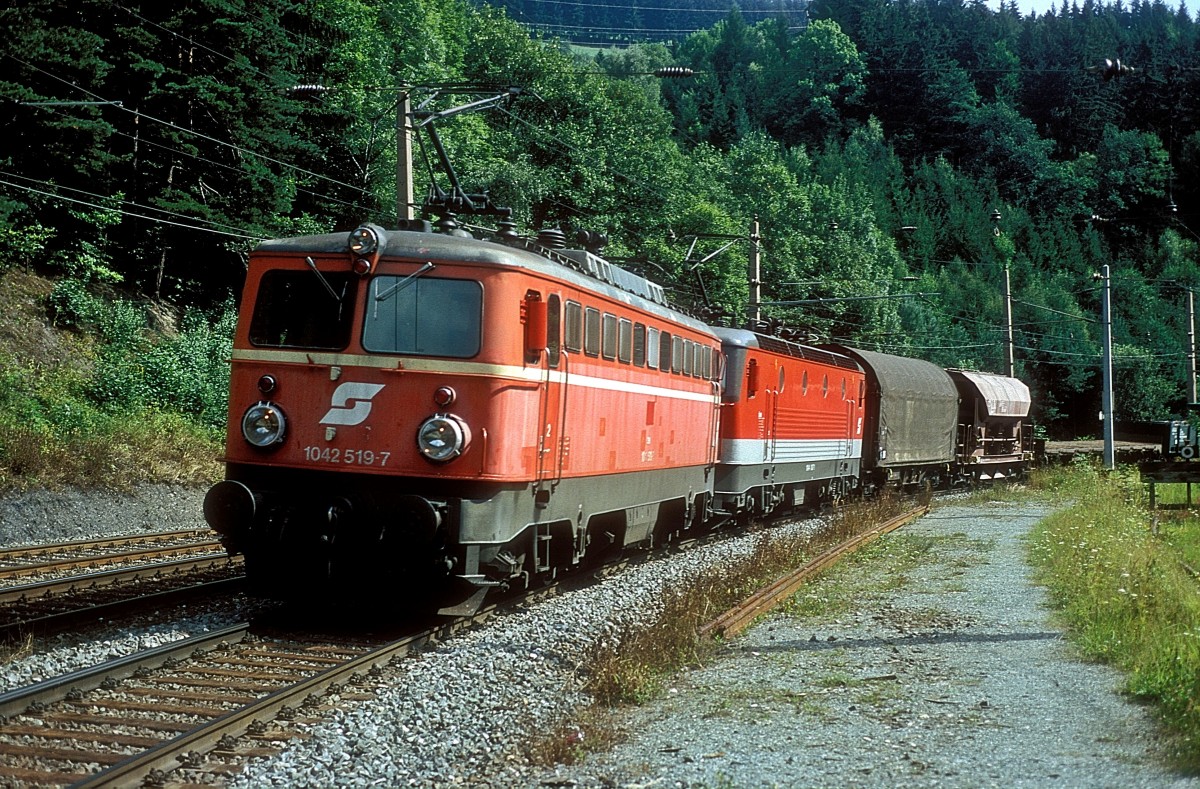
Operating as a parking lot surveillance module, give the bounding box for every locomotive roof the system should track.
[255,228,714,334]
[712,328,862,372]
[947,369,1031,418]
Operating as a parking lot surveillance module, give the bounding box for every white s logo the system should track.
[320,382,386,426]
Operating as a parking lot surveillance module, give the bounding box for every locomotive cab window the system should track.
[250,269,354,350]
[362,275,481,357]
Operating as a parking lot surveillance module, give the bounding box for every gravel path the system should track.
[529,501,1199,788]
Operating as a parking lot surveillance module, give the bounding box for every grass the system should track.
[0,410,221,493]
[1027,459,1200,770]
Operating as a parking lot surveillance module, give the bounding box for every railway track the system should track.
[0,532,244,639]
[0,502,935,786]
[0,604,502,787]
[0,530,224,582]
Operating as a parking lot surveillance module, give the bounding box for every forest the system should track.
[3,0,1200,441]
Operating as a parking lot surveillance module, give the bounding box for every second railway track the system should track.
[0,531,244,640]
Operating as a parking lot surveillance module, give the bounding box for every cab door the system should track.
[534,294,566,488]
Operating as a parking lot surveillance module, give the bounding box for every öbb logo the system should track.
[320,382,385,426]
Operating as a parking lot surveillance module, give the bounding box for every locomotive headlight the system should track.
[416,414,471,462]
[242,402,287,447]
[348,223,386,256]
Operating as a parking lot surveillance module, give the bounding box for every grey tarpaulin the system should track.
[831,346,959,467]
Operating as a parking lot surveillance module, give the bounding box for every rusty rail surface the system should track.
[699,505,929,640]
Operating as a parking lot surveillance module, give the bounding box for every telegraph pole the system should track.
[1003,263,1015,378]
[1190,289,1197,405]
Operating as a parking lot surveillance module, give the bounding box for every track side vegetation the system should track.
[1029,461,1200,770]
[0,271,226,493]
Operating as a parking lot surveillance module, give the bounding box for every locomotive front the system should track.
[203,223,553,604]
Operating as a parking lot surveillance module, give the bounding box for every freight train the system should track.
[202,220,1033,610]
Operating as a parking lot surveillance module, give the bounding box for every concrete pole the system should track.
[1100,264,1115,470]
[1189,289,1197,405]
[396,91,414,222]
[1003,263,1015,378]
[747,217,761,327]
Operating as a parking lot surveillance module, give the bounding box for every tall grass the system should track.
[1028,460,1200,768]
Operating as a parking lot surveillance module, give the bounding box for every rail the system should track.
[698,505,929,639]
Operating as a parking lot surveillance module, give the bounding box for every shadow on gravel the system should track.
[739,629,1062,653]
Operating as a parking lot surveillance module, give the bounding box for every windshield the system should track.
[362,275,482,357]
[248,269,354,349]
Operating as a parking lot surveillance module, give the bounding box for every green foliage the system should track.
[43,280,233,430]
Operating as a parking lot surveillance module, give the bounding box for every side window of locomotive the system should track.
[659,331,672,372]
[363,276,481,357]
[618,319,633,364]
[633,323,646,367]
[682,339,693,376]
[584,307,601,357]
[671,336,684,374]
[647,327,661,369]
[547,294,561,367]
[249,269,354,350]
[601,313,618,361]
[565,301,582,353]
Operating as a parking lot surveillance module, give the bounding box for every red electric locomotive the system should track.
[203,222,723,608]
[714,329,865,519]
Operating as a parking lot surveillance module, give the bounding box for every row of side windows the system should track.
[547,295,719,380]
